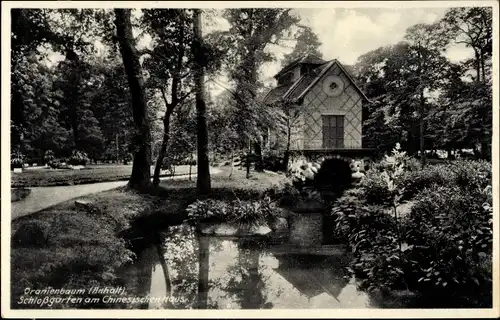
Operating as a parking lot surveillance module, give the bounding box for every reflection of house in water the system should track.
[272,255,348,301]
[121,228,376,309]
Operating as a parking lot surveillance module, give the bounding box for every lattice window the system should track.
[322,115,344,149]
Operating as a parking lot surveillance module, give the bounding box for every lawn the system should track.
[11,164,197,188]
[10,167,288,309]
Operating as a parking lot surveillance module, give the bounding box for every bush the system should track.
[12,221,49,248]
[11,150,24,170]
[43,150,56,165]
[11,188,32,202]
[332,145,493,306]
[398,165,452,200]
[265,181,324,209]
[448,160,491,192]
[402,185,492,305]
[68,150,89,166]
[360,170,394,205]
[399,160,492,201]
[186,197,282,228]
[331,189,409,292]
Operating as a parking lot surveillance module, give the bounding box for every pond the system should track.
[119,224,387,309]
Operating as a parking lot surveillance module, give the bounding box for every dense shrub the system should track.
[359,170,394,205]
[332,144,493,307]
[448,160,491,192]
[402,185,492,305]
[262,154,285,172]
[398,165,452,200]
[264,181,325,211]
[68,150,89,166]
[186,197,282,228]
[11,150,24,169]
[399,160,492,200]
[43,150,56,165]
[332,189,411,292]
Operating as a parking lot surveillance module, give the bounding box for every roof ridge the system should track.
[293,60,336,102]
[275,54,326,79]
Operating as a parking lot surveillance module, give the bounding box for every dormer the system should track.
[275,54,325,86]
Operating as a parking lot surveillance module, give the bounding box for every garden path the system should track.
[11,168,222,220]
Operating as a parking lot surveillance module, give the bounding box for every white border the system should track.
[1,1,499,318]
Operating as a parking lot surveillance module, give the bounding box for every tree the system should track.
[354,23,450,159]
[403,23,450,166]
[281,25,322,67]
[15,57,72,160]
[438,7,493,159]
[192,9,212,195]
[141,9,195,186]
[440,7,492,84]
[114,9,153,191]
[223,9,300,172]
[11,9,61,153]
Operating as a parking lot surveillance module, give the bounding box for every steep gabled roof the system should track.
[274,54,326,79]
[263,59,371,105]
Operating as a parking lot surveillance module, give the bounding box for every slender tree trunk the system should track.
[189,152,193,181]
[229,150,234,178]
[246,139,251,179]
[283,125,292,172]
[480,50,486,83]
[114,9,152,192]
[474,50,481,83]
[153,112,172,187]
[419,90,426,167]
[193,9,211,195]
[254,140,264,172]
[116,133,119,164]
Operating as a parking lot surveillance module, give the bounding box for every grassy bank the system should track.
[11,165,197,188]
[10,168,287,309]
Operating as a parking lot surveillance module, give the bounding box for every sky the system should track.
[199,6,474,92]
[257,7,473,83]
[45,7,475,92]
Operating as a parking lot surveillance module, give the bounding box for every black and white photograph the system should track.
[2,0,498,317]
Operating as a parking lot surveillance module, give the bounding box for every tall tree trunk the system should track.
[474,49,481,83]
[246,139,251,179]
[229,150,234,178]
[189,152,193,181]
[419,90,426,167]
[114,9,152,192]
[283,125,292,172]
[193,9,211,195]
[253,140,264,172]
[480,50,486,83]
[153,112,172,186]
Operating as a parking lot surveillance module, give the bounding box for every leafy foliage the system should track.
[185,196,281,227]
[281,25,322,67]
[354,7,492,158]
[331,147,492,306]
[68,150,90,166]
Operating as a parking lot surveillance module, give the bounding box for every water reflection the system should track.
[124,224,379,309]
